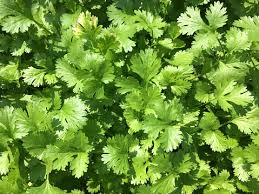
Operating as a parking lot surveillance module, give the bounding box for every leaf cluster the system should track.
[0,0,259,193]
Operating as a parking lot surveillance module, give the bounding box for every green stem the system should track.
[217,38,226,58]
[219,120,232,128]
[31,18,52,35]
[7,146,14,163]
[248,52,257,69]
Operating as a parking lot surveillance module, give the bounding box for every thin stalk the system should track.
[217,38,226,58]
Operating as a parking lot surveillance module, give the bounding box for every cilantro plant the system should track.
[0,0,259,193]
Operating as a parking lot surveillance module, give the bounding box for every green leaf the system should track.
[23,132,56,159]
[56,59,86,93]
[148,154,172,183]
[142,117,168,139]
[234,16,259,42]
[252,133,259,146]
[45,145,74,171]
[214,80,253,111]
[60,11,81,30]
[178,1,227,35]
[199,112,237,152]
[22,67,43,86]
[159,126,183,152]
[26,179,66,194]
[0,0,258,193]
[72,11,100,37]
[204,170,236,194]
[31,3,53,35]
[43,131,93,178]
[107,5,131,25]
[176,153,195,174]
[63,43,113,88]
[15,103,52,133]
[201,130,237,152]
[195,81,215,103]
[205,1,227,30]
[0,0,35,33]
[158,38,185,50]
[154,65,195,95]
[151,174,178,194]
[102,135,131,175]
[67,44,105,72]
[181,110,200,126]
[112,24,137,52]
[136,185,151,194]
[0,106,28,144]
[134,10,166,38]
[124,90,145,112]
[70,153,90,178]
[0,151,10,175]
[250,163,259,181]
[231,148,250,182]
[64,40,87,68]
[115,77,140,94]
[131,148,149,184]
[11,41,31,56]
[71,190,85,194]
[178,1,226,51]
[123,86,163,113]
[99,63,115,84]
[152,99,184,122]
[171,51,194,66]
[226,27,251,52]
[167,22,181,39]
[54,96,88,130]
[234,16,259,30]
[192,31,220,50]
[231,108,259,134]
[196,159,211,179]
[177,7,206,35]
[131,49,161,82]
[0,63,20,82]
[199,112,220,131]
[0,168,23,193]
[23,67,46,87]
[208,62,249,82]
[86,180,101,194]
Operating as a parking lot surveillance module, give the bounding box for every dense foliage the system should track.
[0,0,259,193]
